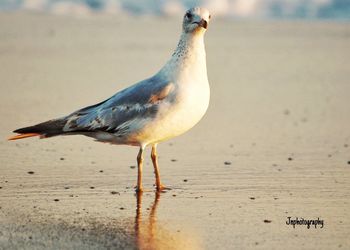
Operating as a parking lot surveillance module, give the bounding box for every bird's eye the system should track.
[209,15,211,19]
[185,13,192,19]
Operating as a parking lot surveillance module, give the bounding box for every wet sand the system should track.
[0,13,350,249]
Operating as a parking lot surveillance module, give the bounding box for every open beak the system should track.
[197,19,208,29]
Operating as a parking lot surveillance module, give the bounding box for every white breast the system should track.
[139,84,209,145]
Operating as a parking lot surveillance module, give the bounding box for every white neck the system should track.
[158,31,207,81]
[172,31,205,59]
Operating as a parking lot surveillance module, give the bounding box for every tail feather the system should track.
[10,119,67,141]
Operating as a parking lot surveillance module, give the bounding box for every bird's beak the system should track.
[197,19,208,29]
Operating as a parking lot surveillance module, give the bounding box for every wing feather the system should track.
[63,75,176,136]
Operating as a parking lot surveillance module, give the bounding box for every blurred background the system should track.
[0,0,349,20]
[1,1,350,249]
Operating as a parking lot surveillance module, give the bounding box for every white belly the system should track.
[138,80,210,145]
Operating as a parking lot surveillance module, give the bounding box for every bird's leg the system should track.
[136,146,145,193]
[151,144,168,191]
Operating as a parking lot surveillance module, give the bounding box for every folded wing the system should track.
[11,75,175,139]
[63,75,175,137]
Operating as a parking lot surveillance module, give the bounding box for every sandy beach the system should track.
[0,13,350,249]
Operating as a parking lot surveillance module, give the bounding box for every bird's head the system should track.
[182,7,211,34]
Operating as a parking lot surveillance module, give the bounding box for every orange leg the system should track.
[136,146,144,193]
[151,144,168,191]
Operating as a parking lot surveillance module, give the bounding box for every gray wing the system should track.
[63,74,176,137]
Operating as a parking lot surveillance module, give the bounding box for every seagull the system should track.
[9,7,211,192]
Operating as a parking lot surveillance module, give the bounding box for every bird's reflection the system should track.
[134,191,160,249]
[133,191,199,250]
